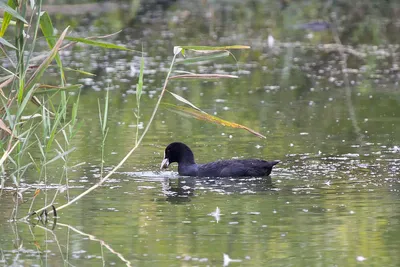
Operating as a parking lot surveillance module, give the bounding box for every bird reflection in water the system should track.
[161,176,275,203]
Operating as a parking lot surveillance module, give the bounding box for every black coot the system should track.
[160,142,279,177]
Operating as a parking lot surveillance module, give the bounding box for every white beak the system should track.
[160,158,169,169]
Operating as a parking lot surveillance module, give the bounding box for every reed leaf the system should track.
[177,45,250,53]
[39,11,64,82]
[0,36,16,50]
[24,26,69,93]
[164,104,266,138]
[169,74,238,80]
[33,84,83,95]
[136,54,144,104]
[176,51,230,65]
[0,118,13,136]
[0,0,28,37]
[167,91,202,112]
[64,36,134,51]
[64,67,96,76]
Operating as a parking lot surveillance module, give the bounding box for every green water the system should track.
[1,1,400,266]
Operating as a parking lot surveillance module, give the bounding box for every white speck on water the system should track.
[221,133,225,136]
[209,207,221,223]
[229,222,239,225]
[349,211,355,214]
[300,132,309,135]
[182,221,191,224]
[273,210,277,214]
[290,143,294,147]
[343,153,359,157]
[223,106,230,110]
[268,34,275,48]
[357,256,366,262]
[255,145,262,149]
[248,212,260,215]
[329,97,333,101]
[229,135,233,139]
[223,253,242,267]
[105,67,115,73]
[302,209,308,213]
[262,225,268,228]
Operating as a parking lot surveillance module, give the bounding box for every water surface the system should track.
[1,1,400,266]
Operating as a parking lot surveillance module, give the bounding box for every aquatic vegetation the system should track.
[0,1,132,219]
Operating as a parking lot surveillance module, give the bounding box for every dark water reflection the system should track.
[1,0,400,266]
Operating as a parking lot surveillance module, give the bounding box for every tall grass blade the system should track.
[102,90,109,134]
[0,140,20,166]
[136,54,144,104]
[169,74,238,80]
[178,45,250,51]
[0,75,14,98]
[24,26,69,92]
[33,84,83,95]
[44,147,76,166]
[0,0,15,37]
[176,51,230,65]
[64,36,135,51]
[0,37,17,50]
[165,104,266,139]
[64,67,96,76]
[0,1,28,31]
[39,11,65,82]
[15,84,37,120]
[167,91,202,112]
[0,118,13,137]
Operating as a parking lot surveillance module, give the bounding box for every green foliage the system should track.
[0,1,134,219]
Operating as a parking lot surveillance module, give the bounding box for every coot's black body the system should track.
[160,142,279,177]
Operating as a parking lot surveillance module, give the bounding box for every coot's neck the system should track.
[179,147,196,165]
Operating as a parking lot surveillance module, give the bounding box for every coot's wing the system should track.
[198,161,235,177]
[220,160,277,177]
[219,162,250,177]
[198,159,278,177]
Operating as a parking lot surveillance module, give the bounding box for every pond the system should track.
[0,0,400,266]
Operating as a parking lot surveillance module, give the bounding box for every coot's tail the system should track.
[263,160,279,176]
[270,160,280,166]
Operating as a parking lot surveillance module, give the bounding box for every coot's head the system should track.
[160,142,196,169]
